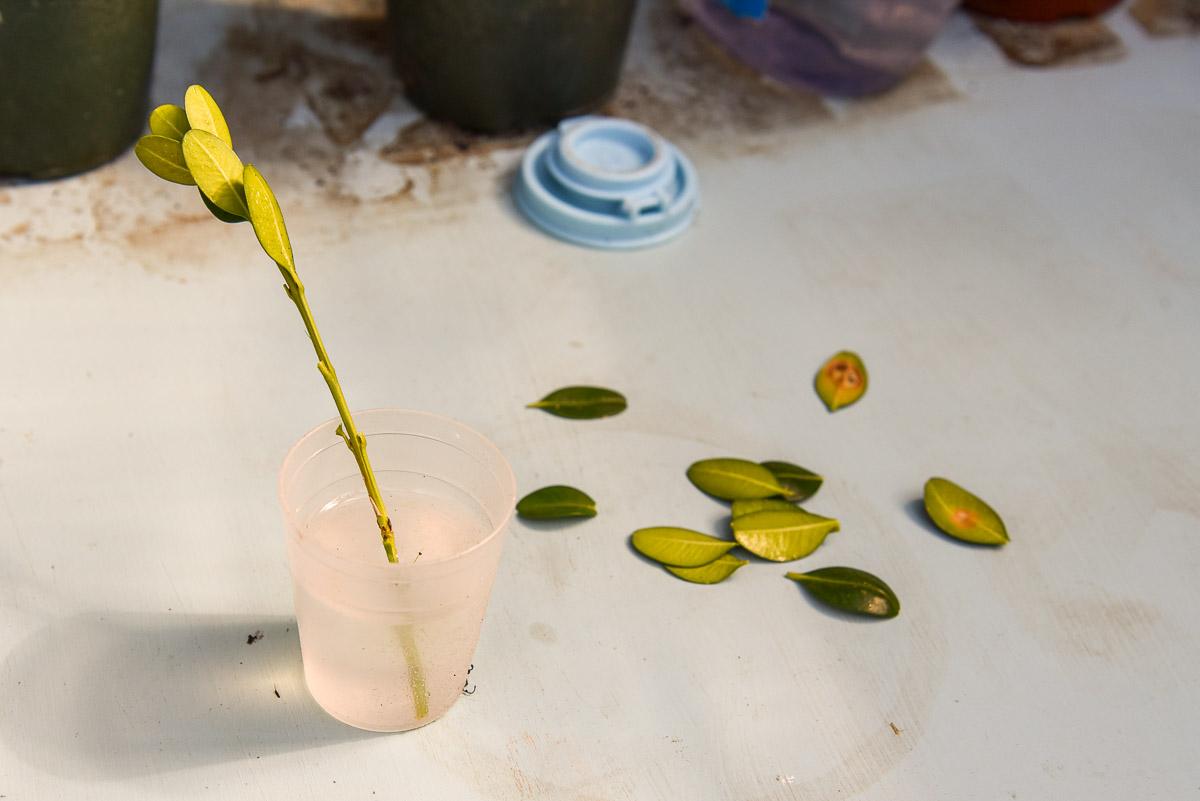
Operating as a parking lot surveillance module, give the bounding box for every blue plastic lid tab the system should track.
[515,116,699,249]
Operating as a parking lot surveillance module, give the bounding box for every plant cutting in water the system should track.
[135,85,428,717]
[136,85,397,562]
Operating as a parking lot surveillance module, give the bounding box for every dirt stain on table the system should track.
[973,14,1126,67]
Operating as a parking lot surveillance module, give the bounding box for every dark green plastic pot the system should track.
[0,0,159,179]
[386,0,637,134]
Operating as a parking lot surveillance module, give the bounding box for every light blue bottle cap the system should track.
[515,116,699,249]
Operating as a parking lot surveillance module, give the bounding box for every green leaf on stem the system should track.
[666,554,748,584]
[516,485,597,520]
[181,129,249,219]
[761,460,823,502]
[923,477,1009,545]
[686,458,786,501]
[243,165,295,271]
[786,566,900,618]
[184,84,233,147]
[815,351,868,412]
[732,509,839,561]
[631,526,736,567]
[199,189,246,223]
[148,103,191,140]
[134,135,195,186]
[526,386,626,419]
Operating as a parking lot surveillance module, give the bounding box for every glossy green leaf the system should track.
[761,460,823,502]
[148,103,190,140]
[786,566,900,619]
[732,509,839,561]
[815,351,868,412]
[730,498,799,518]
[516,485,596,520]
[923,477,1009,545]
[184,84,233,147]
[243,165,295,271]
[199,189,246,223]
[526,386,626,419]
[686,458,786,501]
[181,129,249,219]
[133,135,195,186]
[631,527,736,567]
[666,554,747,584]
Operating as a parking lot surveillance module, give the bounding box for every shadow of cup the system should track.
[0,612,372,779]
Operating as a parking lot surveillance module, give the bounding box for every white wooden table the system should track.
[2,2,1198,798]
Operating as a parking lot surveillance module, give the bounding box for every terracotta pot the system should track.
[963,0,1122,22]
[386,0,636,133]
[0,0,160,178]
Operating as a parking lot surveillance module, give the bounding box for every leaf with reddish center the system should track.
[923,477,1009,546]
[814,351,868,412]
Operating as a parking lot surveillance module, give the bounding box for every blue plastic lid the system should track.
[515,116,699,249]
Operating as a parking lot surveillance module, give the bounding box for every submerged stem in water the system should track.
[398,625,430,720]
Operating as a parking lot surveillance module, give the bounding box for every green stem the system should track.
[277,258,429,723]
[278,264,397,564]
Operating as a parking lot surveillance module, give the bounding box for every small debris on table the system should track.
[463,663,476,695]
[246,630,264,645]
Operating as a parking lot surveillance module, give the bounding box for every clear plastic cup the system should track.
[278,409,516,732]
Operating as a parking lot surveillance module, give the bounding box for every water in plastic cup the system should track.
[278,409,515,732]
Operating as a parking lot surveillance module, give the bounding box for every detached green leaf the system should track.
[923,477,1009,545]
[786,567,900,619]
[730,498,799,518]
[134,135,195,185]
[815,351,868,412]
[761,460,823,502]
[732,509,839,561]
[631,526,736,567]
[686,458,786,501]
[148,104,190,140]
[666,554,747,584]
[243,165,295,271]
[527,386,626,419]
[182,129,249,219]
[200,190,246,223]
[517,485,596,520]
[184,84,232,147]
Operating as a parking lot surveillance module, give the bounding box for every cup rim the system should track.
[278,408,516,578]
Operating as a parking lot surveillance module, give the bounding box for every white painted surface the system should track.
[2,3,1198,799]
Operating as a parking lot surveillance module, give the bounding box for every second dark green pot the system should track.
[386,0,637,134]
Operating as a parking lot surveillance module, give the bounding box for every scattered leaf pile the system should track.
[631,456,903,617]
[515,378,1010,621]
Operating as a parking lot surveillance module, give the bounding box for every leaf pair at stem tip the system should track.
[134,86,294,273]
